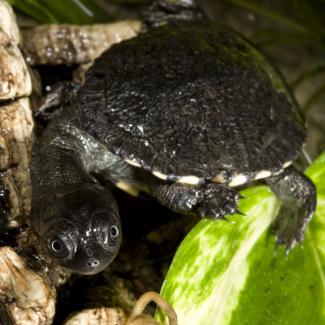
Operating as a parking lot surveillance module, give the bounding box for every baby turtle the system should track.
[31,0,316,274]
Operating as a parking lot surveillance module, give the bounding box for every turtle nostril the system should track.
[87,258,100,269]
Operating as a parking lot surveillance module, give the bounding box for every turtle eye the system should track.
[110,225,119,238]
[47,235,73,259]
[93,213,121,251]
[98,223,120,249]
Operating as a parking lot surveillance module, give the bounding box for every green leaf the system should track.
[224,0,325,51]
[7,0,110,24]
[225,0,325,37]
[156,151,325,325]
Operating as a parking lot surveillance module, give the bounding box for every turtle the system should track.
[30,0,316,275]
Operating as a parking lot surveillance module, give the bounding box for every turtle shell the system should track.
[79,22,306,185]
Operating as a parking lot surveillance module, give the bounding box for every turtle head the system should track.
[32,184,121,275]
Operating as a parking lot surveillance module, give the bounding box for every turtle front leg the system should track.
[35,81,80,124]
[148,180,240,219]
[266,166,316,250]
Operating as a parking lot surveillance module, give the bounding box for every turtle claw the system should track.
[194,184,240,220]
[274,216,304,253]
[220,215,236,224]
[195,202,236,220]
[149,181,241,221]
[234,209,246,216]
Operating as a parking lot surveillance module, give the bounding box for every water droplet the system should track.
[137,125,144,134]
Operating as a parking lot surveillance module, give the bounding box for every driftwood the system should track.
[21,21,141,66]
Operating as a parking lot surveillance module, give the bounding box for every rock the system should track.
[0,247,56,325]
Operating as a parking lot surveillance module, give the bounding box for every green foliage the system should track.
[226,0,325,47]
[7,0,110,24]
[157,151,325,325]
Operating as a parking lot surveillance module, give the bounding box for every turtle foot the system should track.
[195,184,240,219]
[267,166,316,251]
